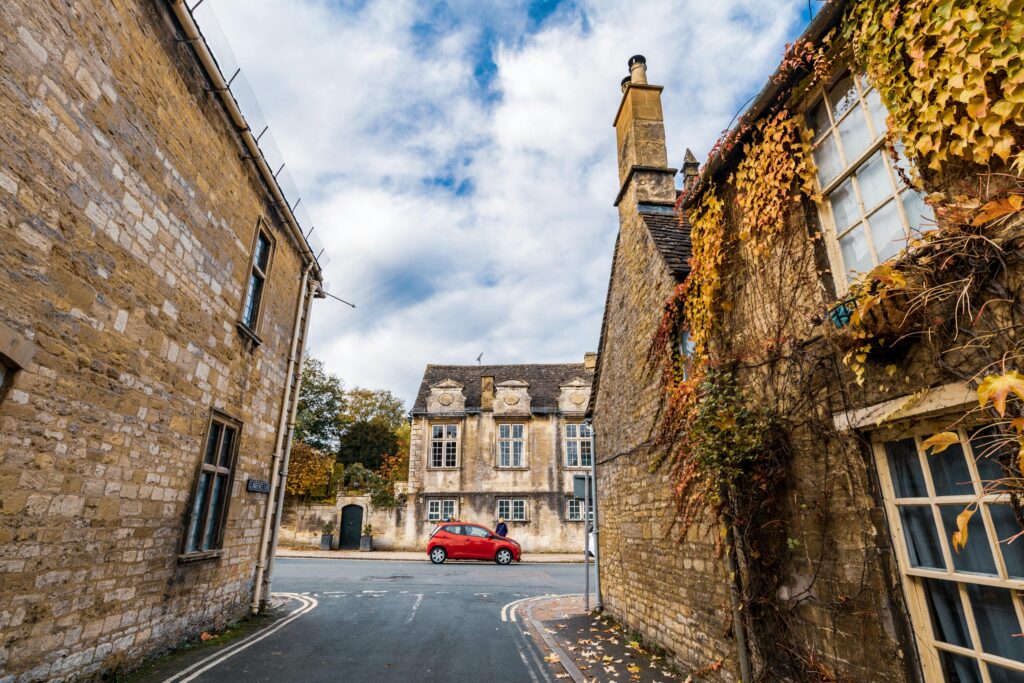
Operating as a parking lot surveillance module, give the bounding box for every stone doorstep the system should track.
[275,548,585,563]
[522,596,684,683]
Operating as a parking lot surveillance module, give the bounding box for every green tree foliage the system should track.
[294,357,346,453]
[337,420,400,470]
[342,387,405,432]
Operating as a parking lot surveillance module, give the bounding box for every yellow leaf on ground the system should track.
[978,371,1024,416]
[922,432,960,454]
[951,507,975,552]
[544,653,561,663]
[627,664,642,673]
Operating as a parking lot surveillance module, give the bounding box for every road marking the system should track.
[516,647,542,683]
[405,593,423,623]
[162,592,317,683]
[501,594,576,622]
[362,590,388,594]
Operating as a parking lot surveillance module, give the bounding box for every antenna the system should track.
[476,353,483,365]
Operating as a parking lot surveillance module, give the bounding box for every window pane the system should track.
[829,74,858,119]
[443,500,454,517]
[205,423,222,465]
[809,101,831,141]
[929,440,974,497]
[900,505,945,569]
[581,440,592,467]
[863,88,888,134]
[923,578,973,648]
[886,438,927,498]
[432,425,443,439]
[838,106,873,162]
[856,152,893,211]
[966,583,1024,662]
[839,224,873,277]
[567,441,578,466]
[499,424,509,438]
[513,424,523,438]
[187,472,212,553]
[868,200,906,263]
[566,424,577,438]
[255,234,270,270]
[813,133,843,186]
[580,423,592,437]
[940,505,997,576]
[987,663,1024,683]
[969,426,1011,492]
[901,189,936,238]
[990,505,1024,579]
[513,442,523,467]
[446,425,457,439]
[202,474,226,550]
[218,426,235,468]
[243,274,263,328]
[938,651,982,683]
[445,442,456,467]
[829,178,859,231]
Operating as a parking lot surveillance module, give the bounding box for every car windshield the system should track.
[429,525,440,537]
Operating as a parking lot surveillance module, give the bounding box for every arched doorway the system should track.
[339,504,363,549]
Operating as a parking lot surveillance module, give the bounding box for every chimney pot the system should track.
[620,75,631,93]
[628,54,648,85]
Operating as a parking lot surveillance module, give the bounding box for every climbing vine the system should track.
[845,0,1024,172]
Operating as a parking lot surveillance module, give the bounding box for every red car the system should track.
[427,522,521,565]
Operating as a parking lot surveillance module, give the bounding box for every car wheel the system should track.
[495,548,513,565]
[430,547,447,564]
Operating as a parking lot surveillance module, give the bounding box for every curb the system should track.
[275,551,584,564]
[523,597,587,683]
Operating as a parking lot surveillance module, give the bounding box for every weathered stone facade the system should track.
[0,1,319,679]
[587,30,1023,682]
[381,361,597,553]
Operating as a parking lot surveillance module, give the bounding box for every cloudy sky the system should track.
[205,0,818,408]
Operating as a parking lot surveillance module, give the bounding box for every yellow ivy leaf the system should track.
[951,507,975,552]
[977,371,1024,416]
[972,196,1023,225]
[922,432,960,454]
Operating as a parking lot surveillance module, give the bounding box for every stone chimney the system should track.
[583,352,597,371]
[613,55,676,208]
[481,376,494,411]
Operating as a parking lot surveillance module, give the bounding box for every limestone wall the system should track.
[0,1,310,678]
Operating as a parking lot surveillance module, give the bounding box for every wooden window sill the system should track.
[236,321,263,349]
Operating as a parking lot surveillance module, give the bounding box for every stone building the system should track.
[590,3,1024,682]
[0,1,324,679]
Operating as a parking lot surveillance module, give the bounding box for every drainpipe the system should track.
[585,419,603,611]
[251,262,313,614]
[261,276,317,607]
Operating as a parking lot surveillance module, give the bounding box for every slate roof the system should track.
[643,211,692,279]
[412,363,593,413]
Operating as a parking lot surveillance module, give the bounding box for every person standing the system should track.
[495,517,508,537]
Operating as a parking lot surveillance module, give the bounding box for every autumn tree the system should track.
[285,442,334,498]
[294,357,347,453]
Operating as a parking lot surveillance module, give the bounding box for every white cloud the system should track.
[209,0,805,407]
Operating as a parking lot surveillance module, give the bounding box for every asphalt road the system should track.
[175,558,595,683]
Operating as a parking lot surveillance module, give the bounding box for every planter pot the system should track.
[320,533,334,550]
[359,535,372,552]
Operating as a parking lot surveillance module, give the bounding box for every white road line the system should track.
[162,593,317,683]
[405,593,423,623]
[516,647,542,683]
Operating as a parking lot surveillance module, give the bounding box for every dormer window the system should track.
[808,72,934,290]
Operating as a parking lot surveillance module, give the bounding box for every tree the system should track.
[337,420,400,470]
[285,442,334,498]
[294,357,346,453]
[341,388,405,432]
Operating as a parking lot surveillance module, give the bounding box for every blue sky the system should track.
[209,0,818,408]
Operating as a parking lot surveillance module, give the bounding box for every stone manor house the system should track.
[284,359,597,553]
[590,2,1024,682]
[0,1,324,679]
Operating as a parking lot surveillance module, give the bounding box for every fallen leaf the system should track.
[544,653,561,663]
[199,632,214,641]
[627,664,642,673]
[922,432,960,454]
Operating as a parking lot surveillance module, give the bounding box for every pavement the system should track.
[136,558,599,683]
[277,547,585,563]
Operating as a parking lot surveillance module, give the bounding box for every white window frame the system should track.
[497,498,527,522]
[564,422,593,468]
[873,423,1024,681]
[429,423,459,468]
[566,498,593,522]
[497,423,526,468]
[808,70,933,293]
[427,498,456,521]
